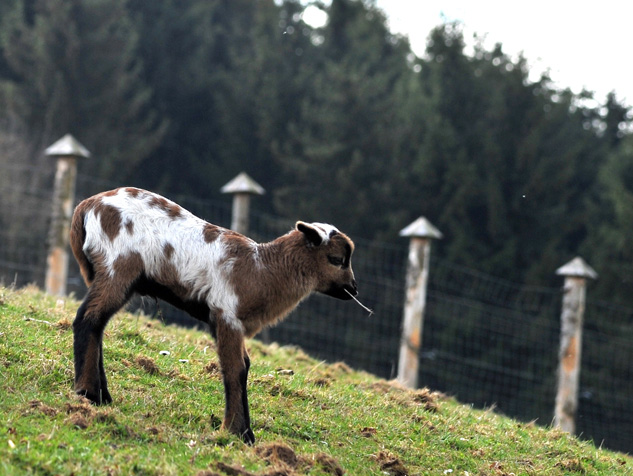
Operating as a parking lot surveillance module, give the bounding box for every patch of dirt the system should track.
[368,381,444,412]
[261,470,294,476]
[487,461,512,475]
[65,401,96,417]
[269,383,281,397]
[313,453,345,476]
[55,317,72,331]
[214,462,293,476]
[412,414,436,430]
[471,448,486,458]
[68,412,90,429]
[368,380,400,394]
[204,361,221,376]
[411,388,440,412]
[166,368,190,380]
[214,462,255,476]
[136,356,160,375]
[94,411,118,425]
[330,362,351,373]
[255,442,299,470]
[555,458,585,473]
[64,400,97,429]
[275,368,294,376]
[371,450,409,476]
[360,426,377,438]
[26,400,58,417]
[309,376,332,387]
[207,442,345,476]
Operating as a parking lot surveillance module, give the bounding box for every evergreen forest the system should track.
[1,0,632,306]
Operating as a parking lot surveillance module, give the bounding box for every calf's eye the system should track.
[328,256,344,266]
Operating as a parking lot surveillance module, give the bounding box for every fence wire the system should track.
[0,163,631,454]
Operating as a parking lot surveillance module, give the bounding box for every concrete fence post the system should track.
[553,256,597,434]
[44,134,90,296]
[397,217,442,388]
[220,172,265,236]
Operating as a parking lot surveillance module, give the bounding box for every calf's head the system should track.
[296,221,357,300]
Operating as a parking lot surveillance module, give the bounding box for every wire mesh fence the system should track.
[0,163,631,454]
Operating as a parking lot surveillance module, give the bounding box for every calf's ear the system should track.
[296,221,325,247]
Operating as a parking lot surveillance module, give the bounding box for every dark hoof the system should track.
[241,428,255,445]
[76,388,113,405]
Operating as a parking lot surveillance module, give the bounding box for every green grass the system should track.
[0,285,631,475]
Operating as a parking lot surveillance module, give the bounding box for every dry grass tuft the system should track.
[25,400,59,417]
[412,387,442,412]
[136,355,161,375]
[55,317,72,330]
[313,453,345,476]
[370,450,409,476]
[204,361,221,376]
[255,442,299,470]
[330,362,352,373]
[68,412,90,429]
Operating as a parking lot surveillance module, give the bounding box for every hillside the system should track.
[0,286,630,475]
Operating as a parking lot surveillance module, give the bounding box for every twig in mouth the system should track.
[345,289,374,316]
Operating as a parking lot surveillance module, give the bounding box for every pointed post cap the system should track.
[556,257,598,280]
[45,134,90,159]
[399,217,443,240]
[221,172,265,195]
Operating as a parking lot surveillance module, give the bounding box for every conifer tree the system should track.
[414,24,607,283]
[127,0,311,200]
[582,134,633,305]
[0,0,164,183]
[274,0,413,237]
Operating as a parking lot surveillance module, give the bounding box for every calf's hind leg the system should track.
[73,279,131,404]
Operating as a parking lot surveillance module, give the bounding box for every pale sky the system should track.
[303,1,633,106]
[375,0,633,106]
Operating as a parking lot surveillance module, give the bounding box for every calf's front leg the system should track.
[216,318,255,444]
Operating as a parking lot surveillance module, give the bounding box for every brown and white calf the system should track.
[69,187,357,444]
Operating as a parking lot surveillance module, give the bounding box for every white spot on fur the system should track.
[82,188,243,331]
[310,222,339,244]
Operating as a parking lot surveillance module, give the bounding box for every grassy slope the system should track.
[0,286,631,476]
